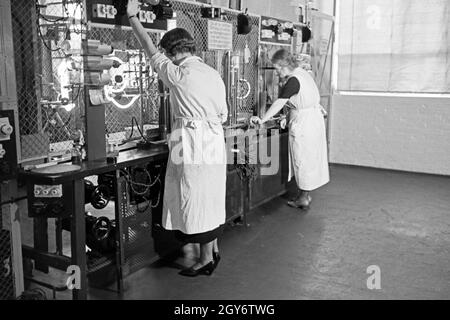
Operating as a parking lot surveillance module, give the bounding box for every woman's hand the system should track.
[249,116,262,127]
[127,0,141,17]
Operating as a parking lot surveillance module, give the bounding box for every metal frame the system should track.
[0,0,24,299]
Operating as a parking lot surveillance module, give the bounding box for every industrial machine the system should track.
[4,0,303,300]
[8,0,174,299]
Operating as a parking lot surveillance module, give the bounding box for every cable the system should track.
[132,116,153,144]
[36,22,62,52]
[120,167,162,210]
[125,117,136,143]
[71,85,82,103]
[38,14,66,23]
[35,0,70,53]
[121,168,160,196]
[150,178,162,209]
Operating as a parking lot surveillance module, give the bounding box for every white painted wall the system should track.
[330,94,450,175]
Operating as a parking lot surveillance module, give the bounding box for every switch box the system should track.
[27,182,73,218]
[34,185,63,198]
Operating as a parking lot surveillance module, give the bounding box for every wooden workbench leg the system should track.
[55,218,63,255]
[71,179,87,300]
[33,218,49,273]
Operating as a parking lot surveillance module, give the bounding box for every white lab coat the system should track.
[287,68,330,191]
[150,53,228,234]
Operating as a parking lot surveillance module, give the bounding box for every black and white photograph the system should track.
[0,0,449,308]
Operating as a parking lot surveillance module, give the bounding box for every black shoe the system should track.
[179,261,215,277]
[287,198,311,210]
[213,251,221,267]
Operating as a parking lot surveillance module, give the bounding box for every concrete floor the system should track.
[83,165,450,300]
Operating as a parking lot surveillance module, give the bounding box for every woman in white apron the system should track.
[251,49,329,210]
[128,0,227,277]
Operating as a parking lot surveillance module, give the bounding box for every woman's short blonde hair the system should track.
[271,49,299,70]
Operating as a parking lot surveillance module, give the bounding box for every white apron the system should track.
[149,54,228,235]
[287,68,330,191]
[162,117,227,234]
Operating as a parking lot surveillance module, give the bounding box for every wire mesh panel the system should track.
[86,27,161,142]
[172,0,260,116]
[223,10,260,116]
[12,0,86,161]
[12,0,261,162]
[11,0,162,162]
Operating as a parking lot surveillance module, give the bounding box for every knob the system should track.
[34,187,42,196]
[0,123,13,136]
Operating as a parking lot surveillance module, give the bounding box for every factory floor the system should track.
[82,165,450,300]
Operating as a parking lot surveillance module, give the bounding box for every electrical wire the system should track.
[38,14,67,23]
[35,0,70,53]
[36,22,63,52]
[71,84,82,104]
[120,168,160,196]
[132,116,153,144]
[150,178,162,209]
[120,166,163,210]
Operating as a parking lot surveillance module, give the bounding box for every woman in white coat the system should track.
[128,0,228,277]
[251,49,329,209]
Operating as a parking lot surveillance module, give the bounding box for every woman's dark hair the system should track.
[159,28,196,57]
[271,49,299,70]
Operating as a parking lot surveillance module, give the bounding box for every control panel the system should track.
[0,110,17,182]
[33,185,63,198]
[86,0,174,31]
[27,182,74,218]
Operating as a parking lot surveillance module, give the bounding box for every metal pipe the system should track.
[139,50,145,136]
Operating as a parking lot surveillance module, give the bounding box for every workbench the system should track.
[19,127,289,300]
[20,145,169,300]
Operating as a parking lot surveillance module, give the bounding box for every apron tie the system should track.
[174,116,223,133]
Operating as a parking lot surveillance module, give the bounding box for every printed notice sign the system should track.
[207,20,233,51]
